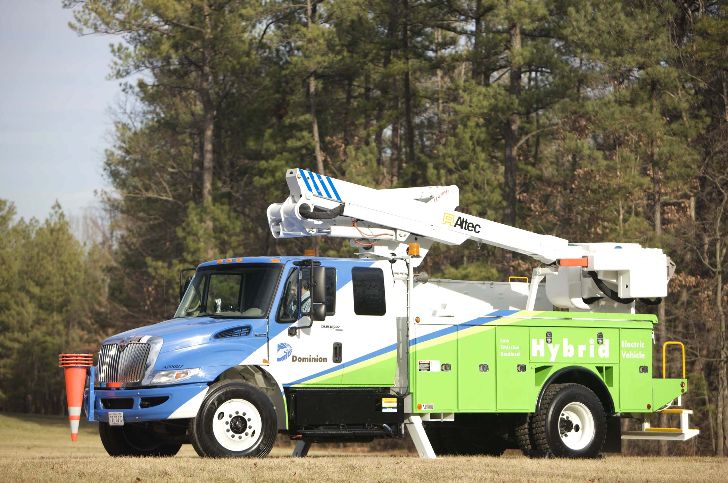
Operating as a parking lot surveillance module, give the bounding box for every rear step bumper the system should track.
[622,429,700,441]
[621,407,700,442]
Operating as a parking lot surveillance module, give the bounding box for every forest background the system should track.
[0,0,726,456]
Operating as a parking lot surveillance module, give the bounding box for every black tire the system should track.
[99,422,182,457]
[531,383,606,458]
[514,413,545,458]
[189,381,277,457]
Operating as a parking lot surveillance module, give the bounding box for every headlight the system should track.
[151,368,201,385]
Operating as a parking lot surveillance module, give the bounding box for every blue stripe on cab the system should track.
[283,309,516,387]
[285,342,398,387]
[408,310,515,346]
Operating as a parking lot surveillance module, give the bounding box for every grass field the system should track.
[0,413,725,482]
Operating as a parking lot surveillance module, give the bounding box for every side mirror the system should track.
[289,261,327,335]
[288,315,313,336]
[311,266,326,305]
[310,303,326,321]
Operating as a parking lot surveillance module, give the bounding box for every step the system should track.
[658,408,693,415]
[622,428,700,441]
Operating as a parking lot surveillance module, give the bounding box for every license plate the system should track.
[108,412,124,426]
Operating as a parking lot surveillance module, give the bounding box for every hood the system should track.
[103,316,267,353]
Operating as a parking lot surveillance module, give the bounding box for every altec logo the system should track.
[442,213,481,233]
[531,337,610,362]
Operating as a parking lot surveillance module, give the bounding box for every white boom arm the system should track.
[268,168,673,311]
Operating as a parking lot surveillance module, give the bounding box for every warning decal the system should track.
[381,397,397,413]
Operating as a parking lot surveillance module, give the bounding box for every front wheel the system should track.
[99,422,182,457]
[189,381,277,457]
[531,383,606,458]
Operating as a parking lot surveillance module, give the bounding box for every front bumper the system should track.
[87,383,209,423]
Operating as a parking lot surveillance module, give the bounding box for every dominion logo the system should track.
[276,342,293,362]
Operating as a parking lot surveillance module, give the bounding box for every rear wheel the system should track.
[99,422,182,457]
[189,381,277,457]
[531,383,606,458]
[514,413,545,458]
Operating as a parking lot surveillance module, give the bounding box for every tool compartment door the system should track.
[619,328,653,411]
[412,324,458,413]
[457,325,496,411]
[496,326,531,411]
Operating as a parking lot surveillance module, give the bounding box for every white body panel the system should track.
[254,259,552,391]
[413,280,550,324]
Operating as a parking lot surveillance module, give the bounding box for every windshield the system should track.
[175,264,282,318]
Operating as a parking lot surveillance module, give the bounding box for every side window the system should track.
[324,267,336,315]
[277,267,336,322]
[278,269,304,322]
[352,267,386,316]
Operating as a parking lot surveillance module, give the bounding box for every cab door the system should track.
[339,263,398,386]
[269,263,342,386]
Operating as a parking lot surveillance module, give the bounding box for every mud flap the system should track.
[603,415,622,453]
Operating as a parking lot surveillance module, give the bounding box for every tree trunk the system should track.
[717,216,727,456]
[201,101,214,204]
[472,0,483,84]
[402,0,416,185]
[375,0,399,171]
[651,146,669,455]
[391,109,401,186]
[200,0,215,259]
[307,0,325,174]
[503,20,521,227]
[720,75,728,454]
[201,1,214,206]
[342,77,353,162]
[435,28,444,143]
[364,71,372,146]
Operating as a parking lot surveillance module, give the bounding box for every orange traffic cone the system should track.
[58,354,94,442]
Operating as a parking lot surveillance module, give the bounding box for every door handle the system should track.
[333,342,342,363]
[254,332,267,337]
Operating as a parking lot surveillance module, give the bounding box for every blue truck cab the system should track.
[89,255,403,457]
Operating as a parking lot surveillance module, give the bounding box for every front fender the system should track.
[152,337,268,384]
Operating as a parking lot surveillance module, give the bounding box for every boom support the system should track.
[268,168,673,312]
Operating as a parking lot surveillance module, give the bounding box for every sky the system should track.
[0,0,119,222]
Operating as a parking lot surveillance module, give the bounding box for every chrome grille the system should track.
[98,342,151,384]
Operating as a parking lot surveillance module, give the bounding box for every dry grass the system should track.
[0,412,725,482]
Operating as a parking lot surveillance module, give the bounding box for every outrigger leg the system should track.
[404,415,436,459]
[291,439,312,457]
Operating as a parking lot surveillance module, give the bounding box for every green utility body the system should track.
[409,311,684,415]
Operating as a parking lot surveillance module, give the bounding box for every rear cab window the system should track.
[352,267,386,316]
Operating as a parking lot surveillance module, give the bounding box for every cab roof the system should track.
[196,256,374,269]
